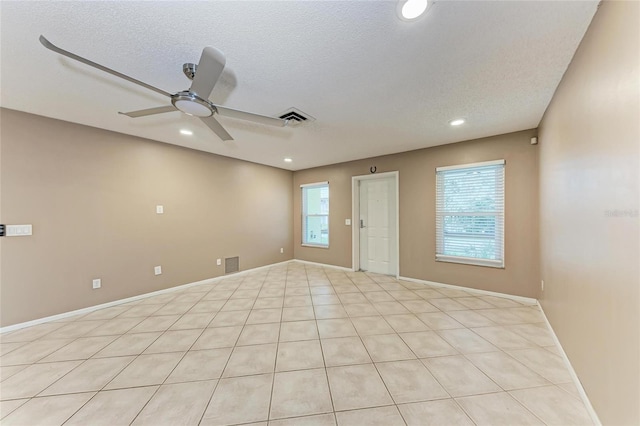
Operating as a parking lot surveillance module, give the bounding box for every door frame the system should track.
[351,171,400,278]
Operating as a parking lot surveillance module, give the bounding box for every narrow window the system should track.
[301,182,329,247]
[436,160,505,268]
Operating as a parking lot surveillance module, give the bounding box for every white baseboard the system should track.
[0,259,536,333]
[0,259,294,334]
[537,301,602,425]
[398,275,537,305]
[1,255,601,426]
[291,263,536,306]
[397,275,599,424]
[292,259,354,272]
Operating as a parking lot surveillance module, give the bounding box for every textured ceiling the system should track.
[0,1,598,171]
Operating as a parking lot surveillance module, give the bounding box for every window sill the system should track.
[436,255,504,269]
[301,243,329,249]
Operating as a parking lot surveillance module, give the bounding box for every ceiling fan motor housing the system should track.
[171,91,214,117]
[38,35,285,142]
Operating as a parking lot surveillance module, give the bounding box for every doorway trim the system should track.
[351,171,400,278]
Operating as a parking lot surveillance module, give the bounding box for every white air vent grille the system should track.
[225,256,239,274]
[278,107,315,124]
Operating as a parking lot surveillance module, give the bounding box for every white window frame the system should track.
[301,181,329,248]
[435,159,505,268]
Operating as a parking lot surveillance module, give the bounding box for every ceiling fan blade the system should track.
[190,47,226,100]
[214,105,288,127]
[39,35,172,98]
[200,116,233,141]
[118,105,177,118]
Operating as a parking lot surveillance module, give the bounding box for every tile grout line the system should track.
[317,266,347,425]
[53,306,190,424]
[419,293,554,422]
[261,272,280,424]
[328,272,408,422]
[197,272,267,425]
[53,357,141,424]
[337,272,547,424]
[375,274,478,426]
[456,347,556,424]
[127,294,217,425]
[1,265,589,426]
[536,300,602,426]
[363,275,435,424]
[194,279,245,425]
[305,265,338,424]
[73,282,213,424]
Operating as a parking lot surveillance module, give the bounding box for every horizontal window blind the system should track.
[436,160,505,267]
[302,183,329,247]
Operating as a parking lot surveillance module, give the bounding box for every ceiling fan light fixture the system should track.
[171,92,213,117]
[399,0,429,21]
[39,36,287,142]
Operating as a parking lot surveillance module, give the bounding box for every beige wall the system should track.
[538,1,639,425]
[293,129,540,298]
[0,108,293,327]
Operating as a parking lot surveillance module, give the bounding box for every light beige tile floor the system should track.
[0,264,594,425]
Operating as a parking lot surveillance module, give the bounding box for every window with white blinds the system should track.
[435,160,505,268]
[301,182,329,247]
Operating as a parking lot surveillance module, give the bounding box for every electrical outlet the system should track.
[541,280,544,291]
[216,259,222,266]
[156,205,164,214]
[154,266,162,275]
[92,279,101,289]
[280,248,284,254]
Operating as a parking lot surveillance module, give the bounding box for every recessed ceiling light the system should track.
[180,129,193,135]
[398,0,429,21]
[284,158,293,163]
[449,119,465,126]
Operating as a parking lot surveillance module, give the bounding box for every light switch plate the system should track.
[154,266,162,275]
[216,259,222,266]
[92,279,101,289]
[6,224,33,236]
[156,205,164,214]
[345,219,351,226]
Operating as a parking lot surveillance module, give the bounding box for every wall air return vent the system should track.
[225,256,240,274]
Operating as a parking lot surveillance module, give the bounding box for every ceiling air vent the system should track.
[279,111,307,122]
[278,108,315,125]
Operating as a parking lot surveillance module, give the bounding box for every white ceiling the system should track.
[0,1,598,171]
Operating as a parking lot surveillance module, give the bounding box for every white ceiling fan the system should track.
[39,35,288,141]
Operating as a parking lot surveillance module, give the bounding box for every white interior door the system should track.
[359,176,397,275]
